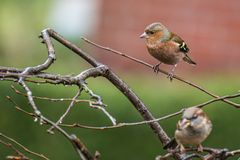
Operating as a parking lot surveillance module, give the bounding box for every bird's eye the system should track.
[191,115,198,120]
[147,31,154,35]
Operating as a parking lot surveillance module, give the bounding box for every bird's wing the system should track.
[170,33,196,65]
[170,33,189,53]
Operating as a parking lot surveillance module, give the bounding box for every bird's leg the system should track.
[167,64,177,81]
[153,62,162,74]
[179,144,186,153]
[197,144,203,152]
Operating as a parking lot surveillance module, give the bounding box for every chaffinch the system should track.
[174,107,212,153]
[140,22,196,81]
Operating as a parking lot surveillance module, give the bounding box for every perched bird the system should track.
[140,22,196,80]
[173,107,212,153]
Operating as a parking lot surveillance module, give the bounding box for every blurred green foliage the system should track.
[0,1,240,160]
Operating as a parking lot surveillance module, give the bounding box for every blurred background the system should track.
[0,0,240,159]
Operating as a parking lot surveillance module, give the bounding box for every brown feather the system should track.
[183,55,197,65]
[170,33,196,65]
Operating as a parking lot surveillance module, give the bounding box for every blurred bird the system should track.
[140,22,196,81]
[171,107,212,153]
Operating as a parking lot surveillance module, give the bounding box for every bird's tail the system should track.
[183,55,197,65]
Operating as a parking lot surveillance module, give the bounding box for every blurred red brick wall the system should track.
[94,0,240,73]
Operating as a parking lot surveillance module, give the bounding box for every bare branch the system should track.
[47,88,83,134]
[6,96,36,119]
[182,153,205,160]
[0,132,49,160]
[81,82,117,125]
[0,139,30,160]
[6,96,97,160]
[60,109,184,130]
[60,92,240,131]
[155,153,173,160]
[11,85,93,104]
[43,28,172,148]
[81,37,152,69]
[18,80,42,117]
[157,147,240,160]
[81,37,240,108]
[195,92,240,108]
[90,105,117,126]
[45,28,100,67]
[225,149,240,158]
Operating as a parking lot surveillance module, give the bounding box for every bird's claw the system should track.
[179,144,186,153]
[197,144,203,152]
[153,63,161,74]
[153,66,160,73]
[167,72,174,81]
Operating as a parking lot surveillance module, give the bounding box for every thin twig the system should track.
[47,88,83,134]
[0,139,30,160]
[155,153,173,160]
[0,132,49,160]
[90,105,117,126]
[61,109,184,130]
[6,96,97,160]
[194,92,240,108]
[11,85,93,103]
[12,83,117,126]
[0,71,77,85]
[61,92,240,130]
[6,96,37,119]
[182,153,205,160]
[224,149,240,158]
[81,83,106,107]
[6,93,181,131]
[81,37,240,108]
[18,80,42,117]
[81,82,117,125]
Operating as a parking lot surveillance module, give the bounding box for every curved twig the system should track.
[81,37,240,108]
[0,132,49,160]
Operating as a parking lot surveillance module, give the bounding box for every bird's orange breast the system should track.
[146,41,183,65]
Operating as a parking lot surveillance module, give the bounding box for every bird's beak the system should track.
[139,32,147,38]
[180,118,191,128]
